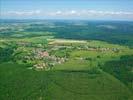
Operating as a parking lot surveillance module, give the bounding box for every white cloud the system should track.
[85,10,133,16]
[7,10,41,16]
[70,10,76,14]
[47,10,133,17]
[3,9,133,19]
[49,10,62,16]
[49,10,78,16]
[56,11,62,15]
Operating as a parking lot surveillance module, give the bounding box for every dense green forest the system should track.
[102,55,133,90]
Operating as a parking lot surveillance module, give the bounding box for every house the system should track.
[38,51,49,58]
[33,63,46,70]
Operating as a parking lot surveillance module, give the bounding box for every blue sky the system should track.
[0,0,133,20]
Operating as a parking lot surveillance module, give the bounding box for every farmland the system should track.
[0,20,133,100]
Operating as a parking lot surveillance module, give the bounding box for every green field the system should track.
[0,62,133,100]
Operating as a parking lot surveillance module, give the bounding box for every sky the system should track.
[0,0,133,20]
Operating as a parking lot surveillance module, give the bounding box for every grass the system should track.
[53,59,93,70]
[0,62,133,100]
[53,47,133,71]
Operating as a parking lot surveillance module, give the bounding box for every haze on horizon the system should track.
[0,0,133,21]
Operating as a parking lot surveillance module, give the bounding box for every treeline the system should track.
[0,42,17,62]
[0,47,14,62]
[25,21,133,47]
[101,55,133,90]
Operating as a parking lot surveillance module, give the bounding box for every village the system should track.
[13,39,121,71]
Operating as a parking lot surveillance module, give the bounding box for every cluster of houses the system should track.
[72,45,120,52]
[32,49,66,70]
[50,44,120,53]
[16,42,68,70]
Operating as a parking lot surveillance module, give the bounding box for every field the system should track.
[0,20,133,100]
[0,63,133,100]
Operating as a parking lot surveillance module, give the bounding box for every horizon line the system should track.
[0,18,133,22]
